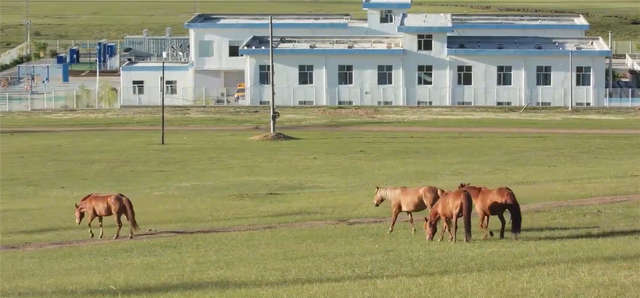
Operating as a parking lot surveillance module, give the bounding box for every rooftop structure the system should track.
[362,0,412,10]
[121,61,193,71]
[450,13,589,30]
[239,35,404,55]
[397,13,453,33]
[185,13,354,29]
[447,36,611,56]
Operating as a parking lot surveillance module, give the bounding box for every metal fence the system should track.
[1,87,639,112]
[612,40,640,55]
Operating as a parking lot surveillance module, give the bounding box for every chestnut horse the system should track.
[424,189,472,243]
[457,183,522,240]
[373,186,445,234]
[74,193,140,239]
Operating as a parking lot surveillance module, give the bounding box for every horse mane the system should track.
[79,193,94,202]
[377,187,407,200]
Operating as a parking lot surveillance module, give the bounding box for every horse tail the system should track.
[506,190,522,235]
[462,190,472,242]
[121,195,140,231]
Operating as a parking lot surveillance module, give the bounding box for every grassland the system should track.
[1,106,640,129]
[1,108,639,297]
[0,0,639,52]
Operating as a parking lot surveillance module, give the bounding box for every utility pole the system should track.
[569,50,573,111]
[24,0,31,56]
[161,51,166,145]
[608,31,613,101]
[268,15,276,134]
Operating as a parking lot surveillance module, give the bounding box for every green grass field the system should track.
[0,0,639,52]
[1,107,639,297]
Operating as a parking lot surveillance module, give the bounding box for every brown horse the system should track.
[74,193,140,239]
[424,189,472,243]
[457,183,522,240]
[373,186,445,234]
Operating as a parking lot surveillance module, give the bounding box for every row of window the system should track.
[131,80,178,95]
[257,65,593,87]
[198,40,244,58]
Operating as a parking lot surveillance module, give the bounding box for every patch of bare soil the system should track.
[2,125,639,135]
[314,108,378,116]
[2,195,638,252]
[250,132,298,141]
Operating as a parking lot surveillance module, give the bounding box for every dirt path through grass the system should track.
[2,194,638,252]
[1,125,639,135]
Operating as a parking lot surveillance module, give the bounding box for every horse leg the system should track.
[113,214,123,240]
[438,218,448,242]
[98,216,104,239]
[487,215,495,237]
[407,212,416,234]
[498,213,506,239]
[445,218,454,242]
[388,209,400,233]
[451,216,459,243]
[87,214,96,238]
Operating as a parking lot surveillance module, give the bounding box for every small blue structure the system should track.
[68,47,80,64]
[61,63,69,83]
[56,54,67,64]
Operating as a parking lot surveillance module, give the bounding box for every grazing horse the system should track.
[424,189,472,243]
[74,193,140,239]
[457,183,522,240]
[373,186,445,234]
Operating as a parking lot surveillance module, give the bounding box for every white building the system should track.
[119,0,613,107]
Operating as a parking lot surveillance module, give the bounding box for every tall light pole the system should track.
[268,15,276,134]
[161,51,166,145]
[569,50,573,111]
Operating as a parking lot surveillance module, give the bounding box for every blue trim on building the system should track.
[452,23,590,30]
[608,98,640,104]
[397,26,453,33]
[121,62,194,72]
[447,49,611,57]
[239,48,404,56]
[185,22,349,29]
[361,3,412,10]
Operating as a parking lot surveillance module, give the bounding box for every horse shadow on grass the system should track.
[518,226,600,233]
[18,252,640,297]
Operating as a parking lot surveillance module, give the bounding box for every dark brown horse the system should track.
[74,193,140,239]
[424,189,472,243]
[373,186,444,234]
[458,183,522,240]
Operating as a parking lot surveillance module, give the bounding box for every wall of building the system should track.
[120,68,194,106]
[243,53,607,107]
[190,26,391,70]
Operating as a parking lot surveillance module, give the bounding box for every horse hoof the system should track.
[90,234,94,239]
[489,231,494,237]
[128,236,133,240]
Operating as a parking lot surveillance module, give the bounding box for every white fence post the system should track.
[202,87,206,107]
[630,89,633,107]
[44,92,47,109]
[28,93,31,111]
[52,91,55,109]
[5,93,9,112]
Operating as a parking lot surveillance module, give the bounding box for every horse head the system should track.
[74,203,84,225]
[424,214,437,241]
[373,186,385,207]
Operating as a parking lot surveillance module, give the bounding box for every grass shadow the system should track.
[526,229,640,241]
[14,252,640,297]
[519,226,601,233]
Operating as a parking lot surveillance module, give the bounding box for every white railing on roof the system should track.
[626,54,640,71]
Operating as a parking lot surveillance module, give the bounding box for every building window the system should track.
[497,66,512,86]
[380,10,394,24]
[259,65,270,85]
[536,66,552,86]
[417,34,433,51]
[132,80,144,95]
[417,65,433,85]
[338,65,353,85]
[198,40,214,58]
[576,66,591,87]
[377,65,393,85]
[228,40,243,57]
[165,80,177,95]
[456,65,472,86]
[298,65,314,85]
